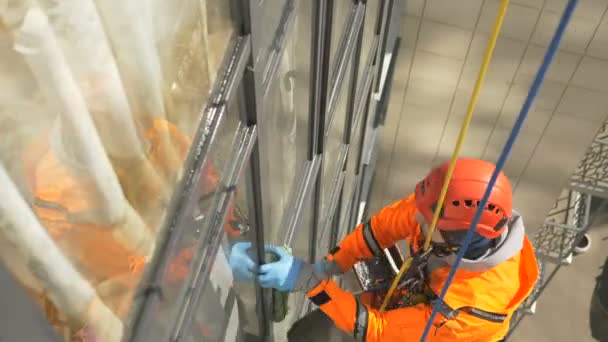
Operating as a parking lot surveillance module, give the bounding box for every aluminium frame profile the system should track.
[308,0,334,267]
[339,35,378,237]
[331,0,367,251]
[316,144,349,254]
[125,34,251,342]
[315,0,366,255]
[351,0,397,227]
[261,0,299,96]
[170,123,258,341]
[236,0,310,337]
[282,157,323,247]
[324,2,366,136]
[348,0,389,229]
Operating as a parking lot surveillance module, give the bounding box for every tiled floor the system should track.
[371,4,608,233]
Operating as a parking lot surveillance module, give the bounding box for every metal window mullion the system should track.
[332,1,367,247]
[126,35,250,342]
[350,81,373,228]
[354,36,378,128]
[170,123,257,341]
[308,0,333,265]
[329,186,344,249]
[234,0,274,338]
[308,0,333,160]
[317,171,345,252]
[242,50,273,342]
[217,288,238,342]
[372,0,393,94]
[343,2,366,146]
[351,0,395,225]
[261,0,299,95]
[324,3,365,135]
[282,156,323,247]
[317,144,349,253]
[373,37,401,128]
[359,140,381,221]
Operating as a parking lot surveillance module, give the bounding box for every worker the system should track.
[230,158,539,341]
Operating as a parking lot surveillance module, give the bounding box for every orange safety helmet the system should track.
[415,158,512,239]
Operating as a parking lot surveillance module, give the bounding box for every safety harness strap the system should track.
[362,220,382,255]
[353,298,369,341]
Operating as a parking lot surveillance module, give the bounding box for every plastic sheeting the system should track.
[0,0,232,339]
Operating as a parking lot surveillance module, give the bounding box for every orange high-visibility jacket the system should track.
[308,193,539,341]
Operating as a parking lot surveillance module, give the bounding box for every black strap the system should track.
[434,299,507,324]
[309,291,331,306]
[462,307,508,323]
[353,298,369,341]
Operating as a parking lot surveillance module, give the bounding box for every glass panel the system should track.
[341,97,367,233]
[258,0,311,245]
[359,0,381,82]
[156,0,234,136]
[273,190,314,340]
[135,99,241,341]
[329,1,354,77]
[322,56,353,214]
[0,0,233,339]
[252,0,289,71]
[185,166,258,341]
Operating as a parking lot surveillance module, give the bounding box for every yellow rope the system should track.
[379,0,510,312]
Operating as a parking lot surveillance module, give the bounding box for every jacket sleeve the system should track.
[328,193,420,272]
[306,278,432,341]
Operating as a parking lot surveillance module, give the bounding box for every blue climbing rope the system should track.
[419,0,579,341]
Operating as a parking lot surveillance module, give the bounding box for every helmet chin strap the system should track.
[415,212,460,256]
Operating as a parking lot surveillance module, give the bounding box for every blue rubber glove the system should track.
[229,242,258,282]
[258,245,303,292]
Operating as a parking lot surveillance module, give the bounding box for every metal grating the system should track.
[569,122,608,199]
[514,191,590,317]
[532,191,589,264]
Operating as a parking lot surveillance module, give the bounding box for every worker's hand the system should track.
[229,242,258,282]
[258,245,302,292]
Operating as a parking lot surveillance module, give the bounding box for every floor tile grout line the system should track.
[381,6,427,200]
[429,0,487,165]
[480,0,548,161]
[408,10,608,61]
[513,2,607,190]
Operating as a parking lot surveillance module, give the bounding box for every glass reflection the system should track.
[257,0,311,245]
[322,54,353,215]
[329,0,354,77]
[187,166,260,341]
[359,0,380,82]
[273,191,314,340]
[135,98,241,341]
